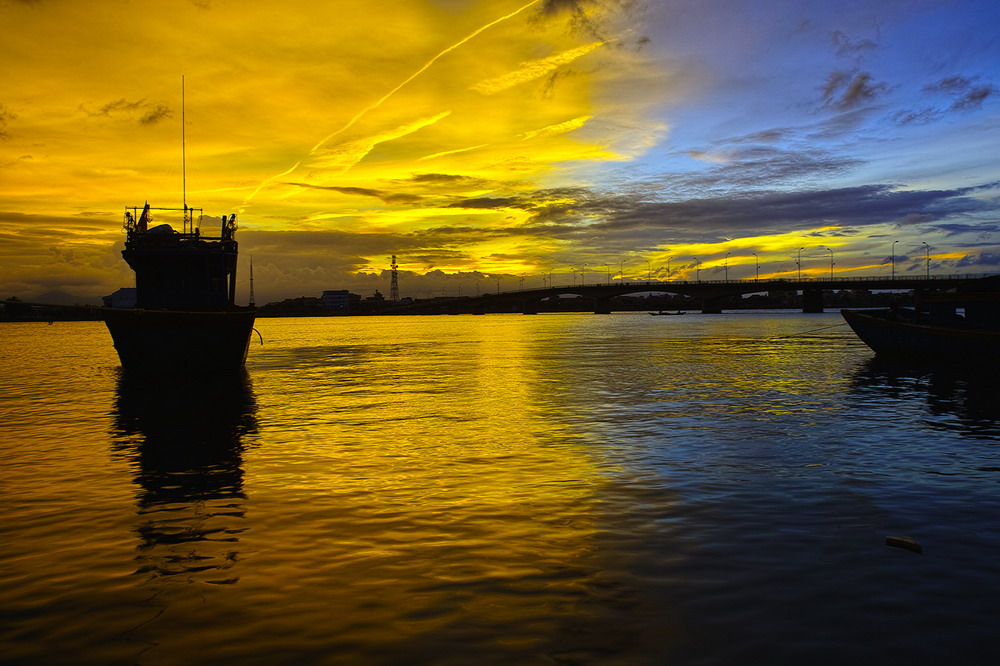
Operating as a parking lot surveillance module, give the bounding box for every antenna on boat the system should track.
[249,255,256,308]
[181,75,188,233]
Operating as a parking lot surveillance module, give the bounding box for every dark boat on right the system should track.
[841,276,1000,362]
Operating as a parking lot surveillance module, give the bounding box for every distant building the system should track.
[364,290,385,305]
[321,290,360,311]
[259,296,324,316]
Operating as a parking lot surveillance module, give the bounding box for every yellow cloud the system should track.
[471,41,606,95]
[418,144,489,161]
[520,115,592,141]
[306,111,452,175]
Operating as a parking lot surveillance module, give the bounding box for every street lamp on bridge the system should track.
[826,247,834,280]
[605,264,611,285]
[891,240,899,280]
[646,260,651,282]
[752,252,759,282]
[922,242,930,279]
[667,256,674,280]
[693,256,701,282]
[797,247,804,281]
[725,252,731,281]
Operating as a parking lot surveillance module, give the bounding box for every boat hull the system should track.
[103,308,256,373]
[841,308,1000,361]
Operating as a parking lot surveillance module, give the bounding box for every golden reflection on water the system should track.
[239,316,619,660]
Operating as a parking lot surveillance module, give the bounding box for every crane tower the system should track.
[389,255,399,302]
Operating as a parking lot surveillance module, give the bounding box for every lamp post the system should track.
[797,247,804,281]
[725,252,731,281]
[891,240,899,280]
[693,256,701,282]
[646,260,651,282]
[826,247,834,280]
[620,259,625,282]
[753,252,759,282]
[605,264,611,285]
[581,263,587,286]
[922,242,930,279]
[667,256,674,280]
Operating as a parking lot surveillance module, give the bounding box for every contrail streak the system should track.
[309,0,543,154]
[244,0,542,205]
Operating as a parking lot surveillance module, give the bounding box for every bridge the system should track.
[388,273,997,315]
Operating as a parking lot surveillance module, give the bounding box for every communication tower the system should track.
[389,255,399,301]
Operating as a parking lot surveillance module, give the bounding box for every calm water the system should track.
[2,312,1000,665]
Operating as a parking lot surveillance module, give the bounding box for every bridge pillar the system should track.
[802,289,823,312]
[701,297,722,314]
[593,297,612,314]
[802,289,824,313]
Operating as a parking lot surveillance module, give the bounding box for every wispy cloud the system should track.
[471,41,604,95]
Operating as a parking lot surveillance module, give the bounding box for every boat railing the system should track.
[123,205,237,242]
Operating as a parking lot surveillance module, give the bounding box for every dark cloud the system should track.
[728,128,792,144]
[822,71,888,109]
[445,197,527,209]
[534,0,636,42]
[951,86,995,110]
[934,222,1000,237]
[82,98,173,125]
[668,144,862,194]
[525,184,997,249]
[139,104,172,125]
[956,251,1000,267]
[386,173,494,195]
[0,104,16,139]
[406,173,475,184]
[284,182,423,204]
[94,98,147,116]
[921,75,998,113]
[889,107,941,126]
[923,76,974,94]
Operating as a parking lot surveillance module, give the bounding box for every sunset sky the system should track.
[2,0,999,303]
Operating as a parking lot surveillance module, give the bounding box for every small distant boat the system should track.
[841,277,1000,362]
[649,310,686,316]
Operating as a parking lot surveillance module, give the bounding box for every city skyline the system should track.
[2,0,999,303]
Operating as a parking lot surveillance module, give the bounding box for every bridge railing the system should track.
[516,272,998,293]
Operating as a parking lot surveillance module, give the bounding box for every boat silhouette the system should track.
[841,276,1000,363]
[103,204,256,373]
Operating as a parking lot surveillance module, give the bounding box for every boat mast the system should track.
[182,75,188,233]
[249,255,256,307]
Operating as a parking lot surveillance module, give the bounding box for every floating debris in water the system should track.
[885,536,922,553]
